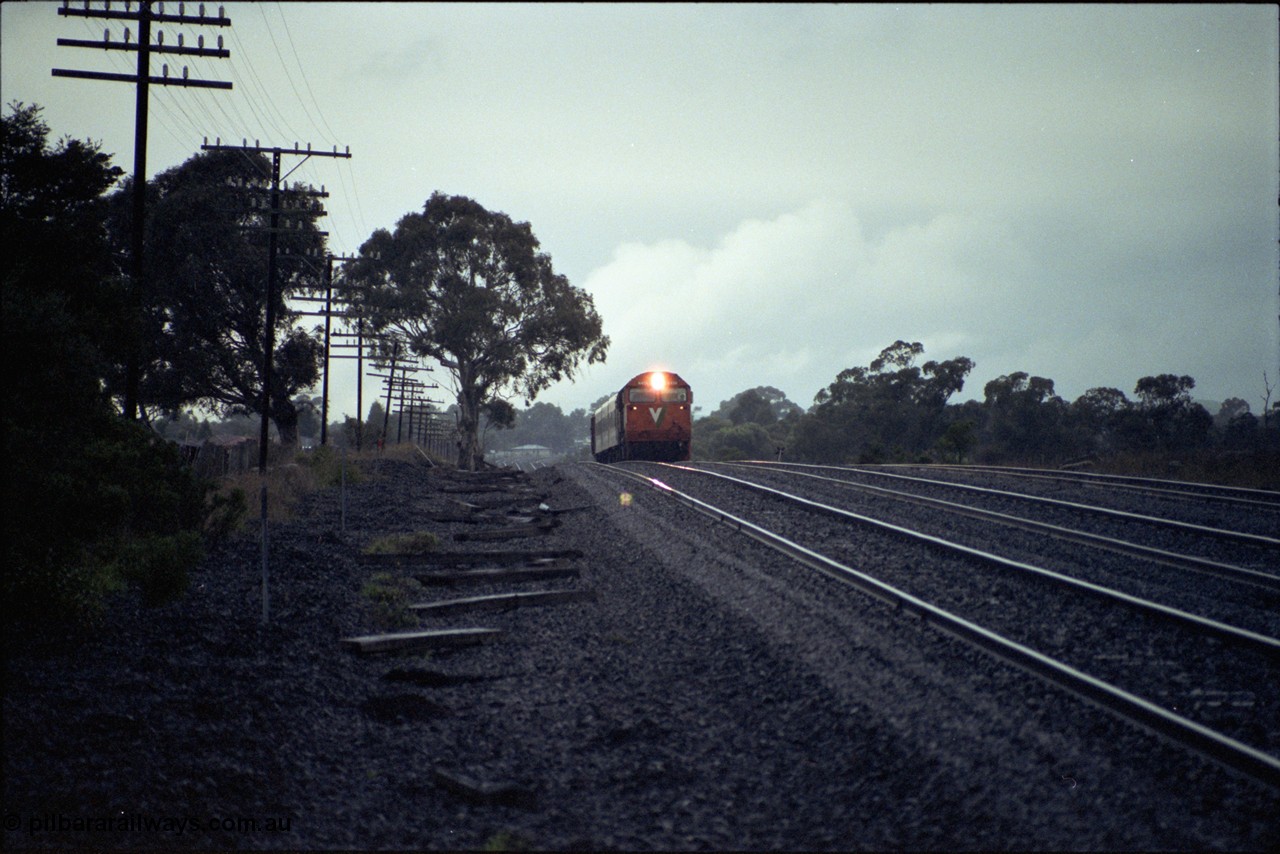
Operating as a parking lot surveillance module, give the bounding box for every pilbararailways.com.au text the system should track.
[7,811,292,836]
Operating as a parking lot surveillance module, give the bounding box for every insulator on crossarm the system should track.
[198,34,204,48]
[124,27,131,43]
[179,2,185,14]
[183,66,189,80]
[218,6,225,19]
[162,63,169,77]
[217,35,223,49]
[104,28,110,44]
[178,33,184,47]
[157,30,164,45]
[200,4,205,15]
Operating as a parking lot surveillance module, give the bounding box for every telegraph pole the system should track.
[202,141,349,627]
[201,141,351,472]
[292,253,357,445]
[53,0,232,420]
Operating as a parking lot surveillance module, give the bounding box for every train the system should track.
[591,371,693,463]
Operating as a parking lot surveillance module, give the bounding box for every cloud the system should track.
[563,199,1037,412]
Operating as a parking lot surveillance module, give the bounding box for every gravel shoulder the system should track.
[4,457,1277,850]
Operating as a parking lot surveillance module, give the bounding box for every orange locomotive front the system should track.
[591,371,693,463]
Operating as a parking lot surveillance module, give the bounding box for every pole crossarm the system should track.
[56,38,230,59]
[202,142,352,159]
[52,68,232,88]
[52,0,232,419]
[58,3,232,27]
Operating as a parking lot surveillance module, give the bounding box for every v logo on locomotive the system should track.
[648,406,665,426]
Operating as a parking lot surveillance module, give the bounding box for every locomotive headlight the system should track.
[648,371,667,391]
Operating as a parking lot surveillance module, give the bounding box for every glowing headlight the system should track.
[648,372,667,391]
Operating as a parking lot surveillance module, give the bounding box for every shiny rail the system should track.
[757,463,1280,548]
[714,462,1280,593]
[869,462,1280,508]
[591,461,1280,790]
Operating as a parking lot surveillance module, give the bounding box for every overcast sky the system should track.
[4,2,1278,421]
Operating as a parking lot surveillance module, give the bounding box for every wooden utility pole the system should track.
[201,141,350,473]
[292,254,357,445]
[201,142,349,627]
[53,0,232,420]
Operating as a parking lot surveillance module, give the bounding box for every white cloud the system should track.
[559,199,1041,412]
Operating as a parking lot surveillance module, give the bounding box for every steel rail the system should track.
[763,463,1280,549]
[715,462,1280,593]
[654,463,1280,655]
[869,462,1280,509]
[591,463,1280,790]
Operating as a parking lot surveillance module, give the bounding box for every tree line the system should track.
[691,341,1278,481]
[475,339,1275,483]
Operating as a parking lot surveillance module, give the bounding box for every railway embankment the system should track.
[4,457,1277,850]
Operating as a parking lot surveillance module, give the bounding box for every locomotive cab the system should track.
[592,371,692,463]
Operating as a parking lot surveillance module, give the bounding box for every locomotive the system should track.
[591,371,693,463]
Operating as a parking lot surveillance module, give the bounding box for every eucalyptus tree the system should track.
[107,148,327,447]
[349,193,608,469]
[796,340,974,461]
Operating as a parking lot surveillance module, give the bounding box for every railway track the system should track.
[711,462,1280,595]
[868,462,1280,509]
[589,460,1280,790]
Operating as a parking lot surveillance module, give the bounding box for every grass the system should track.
[482,830,532,851]
[359,571,423,629]
[362,530,440,555]
[207,444,374,533]
[1088,449,1280,490]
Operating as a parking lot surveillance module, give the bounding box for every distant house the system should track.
[510,444,552,459]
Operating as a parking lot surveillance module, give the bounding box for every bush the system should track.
[300,444,362,488]
[359,571,423,629]
[113,531,204,607]
[3,415,215,629]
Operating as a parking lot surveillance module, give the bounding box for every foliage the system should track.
[2,104,215,628]
[299,444,363,488]
[484,401,588,455]
[359,571,423,629]
[4,415,214,626]
[979,372,1068,463]
[935,419,978,463]
[349,193,608,469]
[363,531,440,555]
[698,341,1275,482]
[691,387,800,461]
[106,148,327,447]
[791,340,974,462]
